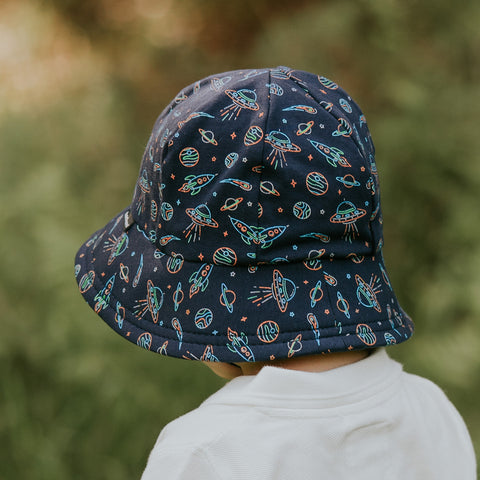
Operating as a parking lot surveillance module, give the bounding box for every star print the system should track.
[292,245,298,250]
[303,280,309,285]
[198,253,204,261]
[241,316,247,322]
[230,132,236,139]
[223,231,228,237]
[230,271,235,277]
[247,201,253,207]
[320,209,325,215]
[346,274,351,279]
[338,189,342,195]
[325,309,330,314]
[360,166,365,172]
[212,330,218,335]
[289,312,295,317]
[270,355,276,360]
[242,157,248,163]
[212,156,216,162]
[319,124,325,129]
[278,207,283,213]
[186,309,190,315]
[291,179,297,188]
[170,174,175,179]
[308,154,313,161]
[176,199,181,205]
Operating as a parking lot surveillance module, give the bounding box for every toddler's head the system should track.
[75,66,414,366]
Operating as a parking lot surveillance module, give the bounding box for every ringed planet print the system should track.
[75,67,413,363]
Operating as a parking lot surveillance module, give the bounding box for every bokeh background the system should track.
[1,0,479,478]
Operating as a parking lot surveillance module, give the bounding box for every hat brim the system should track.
[75,208,414,363]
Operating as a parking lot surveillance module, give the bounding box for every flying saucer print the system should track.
[249,269,296,313]
[355,274,382,312]
[221,88,260,121]
[184,204,218,242]
[330,201,367,242]
[265,130,301,169]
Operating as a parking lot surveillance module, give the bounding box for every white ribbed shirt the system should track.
[141,349,476,479]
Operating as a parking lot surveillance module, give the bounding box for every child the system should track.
[75,67,476,479]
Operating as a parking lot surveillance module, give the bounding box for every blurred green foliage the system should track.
[1,0,479,478]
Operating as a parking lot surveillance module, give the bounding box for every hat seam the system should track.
[286,70,377,254]
[133,219,380,266]
[83,267,406,348]
[251,69,272,264]
[287,70,368,162]
[80,237,409,346]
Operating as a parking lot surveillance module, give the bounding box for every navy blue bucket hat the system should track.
[74,66,413,363]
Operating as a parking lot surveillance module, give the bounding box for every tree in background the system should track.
[1,0,479,478]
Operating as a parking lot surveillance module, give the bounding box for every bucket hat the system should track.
[74,66,414,363]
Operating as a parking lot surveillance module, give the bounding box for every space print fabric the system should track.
[75,66,414,362]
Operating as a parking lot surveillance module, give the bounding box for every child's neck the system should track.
[238,350,370,376]
[206,350,371,379]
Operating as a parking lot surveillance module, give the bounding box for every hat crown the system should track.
[131,67,382,268]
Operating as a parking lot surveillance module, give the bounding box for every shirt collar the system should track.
[203,348,403,409]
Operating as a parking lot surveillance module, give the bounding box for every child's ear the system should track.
[203,361,243,379]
